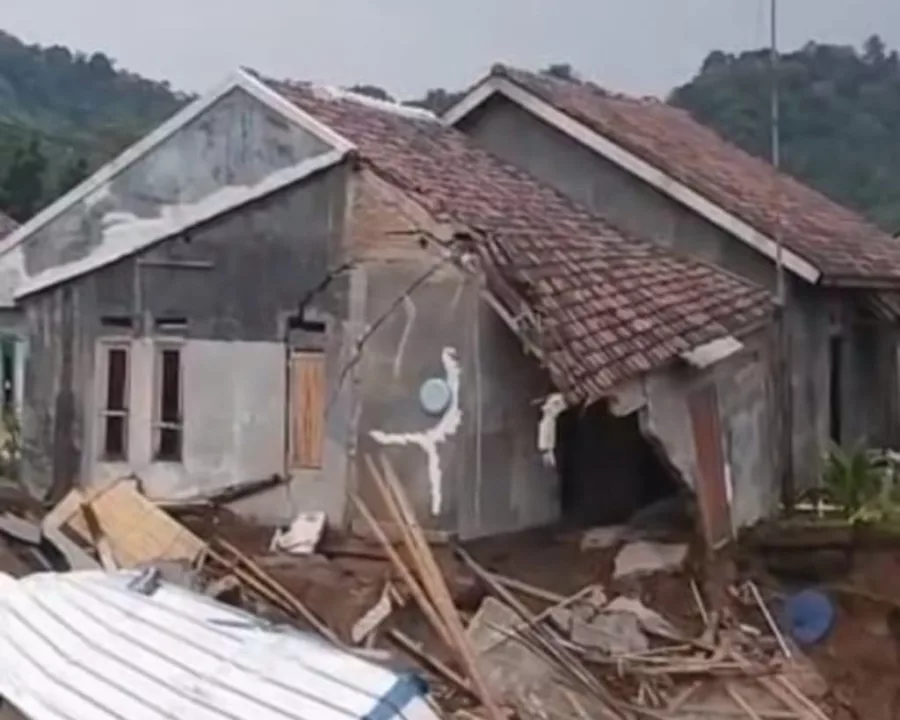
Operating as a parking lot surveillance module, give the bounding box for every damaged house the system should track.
[0,70,774,544]
[445,65,900,490]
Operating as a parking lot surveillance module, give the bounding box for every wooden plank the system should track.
[688,384,732,547]
[290,352,325,469]
[57,480,206,568]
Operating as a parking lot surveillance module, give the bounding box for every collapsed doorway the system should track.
[555,401,685,528]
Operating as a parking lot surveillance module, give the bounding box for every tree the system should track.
[56,155,89,197]
[0,137,46,222]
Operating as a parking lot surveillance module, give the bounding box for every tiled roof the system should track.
[266,79,772,402]
[0,211,16,239]
[489,65,900,286]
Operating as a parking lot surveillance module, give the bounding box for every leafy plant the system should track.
[0,406,21,480]
[822,444,885,520]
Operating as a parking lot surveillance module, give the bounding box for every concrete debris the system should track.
[270,510,326,555]
[605,595,681,640]
[351,581,395,645]
[467,596,583,718]
[580,525,624,550]
[41,525,100,571]
[571,611,649,655]
[0,513,40,545]
[614,540,689,578]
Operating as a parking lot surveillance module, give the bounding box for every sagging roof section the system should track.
[445,64,900,288]
[263,78,771,402]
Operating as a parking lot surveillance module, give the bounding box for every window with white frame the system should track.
[100,344,130,460]
[154,344,183,462]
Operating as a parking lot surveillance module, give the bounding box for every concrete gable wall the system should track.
[456,95,776,291]
[21,87,333,280]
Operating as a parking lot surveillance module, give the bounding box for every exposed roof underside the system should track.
[265,78,772,402]
[450,65,900,288]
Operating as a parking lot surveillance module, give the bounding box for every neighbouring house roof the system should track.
[444,65,900,288]
[263,78,771,401]
[0,211,17,239]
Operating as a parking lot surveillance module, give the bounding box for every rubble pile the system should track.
[0,465,834,720]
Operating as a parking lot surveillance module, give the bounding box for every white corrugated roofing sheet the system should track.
[0,570,439,720]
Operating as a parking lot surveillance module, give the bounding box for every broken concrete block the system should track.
[571,612,648,655]
[580,525,624,550]
[270,511,326,555]
[613,541,688,579]
[0,513,40,545]
[548,606,574,634]
[605,595,681,640]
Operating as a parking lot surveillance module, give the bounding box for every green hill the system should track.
[0,29,188,221]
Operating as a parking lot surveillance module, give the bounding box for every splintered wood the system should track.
[45,479,206,567]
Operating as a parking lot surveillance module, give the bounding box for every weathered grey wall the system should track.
[20,88,331,281]
[636,329,777,531]
[20,162,350,513]
[353,258,557,539]
[456,96,875,492]
[345,169,557,539]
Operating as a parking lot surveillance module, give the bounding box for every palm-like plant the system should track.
[822,444,885,521]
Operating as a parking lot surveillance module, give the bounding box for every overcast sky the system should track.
[4,0,899,99]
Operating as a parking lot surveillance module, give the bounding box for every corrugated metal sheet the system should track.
[0,570,439,720]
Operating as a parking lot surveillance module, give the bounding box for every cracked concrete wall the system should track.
[636,329,777,531]
[18,87,331,283]
[456,94,897,492]
[347,172,558,539]
[20,160,350,517]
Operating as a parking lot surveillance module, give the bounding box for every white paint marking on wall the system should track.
[370,347,462,515]
[392,296,416,379]
[537,393,567,467]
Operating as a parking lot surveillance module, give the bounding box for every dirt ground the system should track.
[802,551,900,720]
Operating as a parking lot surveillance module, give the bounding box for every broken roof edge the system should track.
[0,68,355,263]
[443,69,822,286]
[14,147,351,301]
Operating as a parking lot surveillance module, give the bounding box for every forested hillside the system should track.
[671,35,900,232]
[0,30,187,222]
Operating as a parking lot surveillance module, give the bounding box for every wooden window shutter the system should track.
[290,352,326,469]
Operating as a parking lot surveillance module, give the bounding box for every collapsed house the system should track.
[445,64,900,490]
[0,70,774,544]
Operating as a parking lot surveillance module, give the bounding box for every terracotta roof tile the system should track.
[491,65,900,285]
[266,80,772,402]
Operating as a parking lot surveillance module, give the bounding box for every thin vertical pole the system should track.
[770,0,794,512]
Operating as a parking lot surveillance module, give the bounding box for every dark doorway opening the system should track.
[556,401,685,528]
[829,335,843,444]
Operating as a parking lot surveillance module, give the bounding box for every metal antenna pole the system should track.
[770,0,794,511]
[771,0,785,305]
